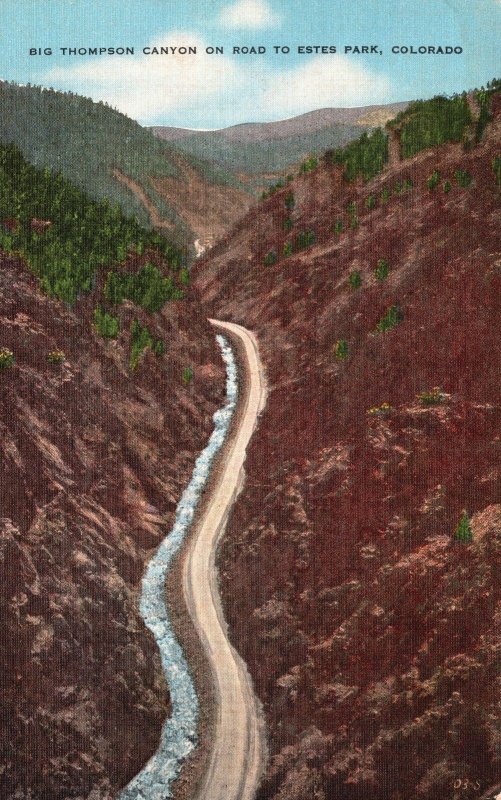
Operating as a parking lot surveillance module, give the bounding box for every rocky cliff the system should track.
[0,253,225,798]
[195,99,501,799]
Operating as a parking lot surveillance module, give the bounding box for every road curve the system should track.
[182,319,268,800]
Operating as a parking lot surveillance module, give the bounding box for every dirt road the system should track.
[182,319,268,800]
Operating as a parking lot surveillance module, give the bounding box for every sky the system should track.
[0,0,499,128]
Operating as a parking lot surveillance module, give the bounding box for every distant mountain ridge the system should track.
[150,103,409,178]
[151,102,409,143]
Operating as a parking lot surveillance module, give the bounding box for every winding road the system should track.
[182,319,268,800]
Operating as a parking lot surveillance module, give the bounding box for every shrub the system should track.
[376,305,403,332]
[367,402,392,416]
[454,512,473,543]
[264,249,277,266]
[427,170,441,190]
[284,191,295,211]
[346,201,358,229]
[0,347,14,369]
[417,387,444,405]
[300,155,318,173]
[283,217,293,232]
[333,339,349,360]
[374,258,389,281]
[152,339,165,356]
[179,267,190,286]
[366,194,376,210]
[403,178,414,191]
[129,319,163,370]
[182,366,193,384]
[94,306,119,338]
[380,187,390,204]
[283,240,293,258]
[443,180,452,193]
[348,270,362,289]
[47,350,65,364]
[295,230,315,250]
[333,219,344,236]
[455,169,472,188]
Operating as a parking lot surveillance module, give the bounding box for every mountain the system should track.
[150,103,408,176]
[0,82,251,248]
[194,87,501,799]
[0,144,226,798]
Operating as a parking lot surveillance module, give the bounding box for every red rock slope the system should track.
[194,102,501,799]
[0,254,224,799]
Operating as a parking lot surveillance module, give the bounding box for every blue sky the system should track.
[0,0,499,127]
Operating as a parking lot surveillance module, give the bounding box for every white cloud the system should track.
[219,0,282,29]
[41,32,241,123]
[38,33,391,127]
[261,55,391,118]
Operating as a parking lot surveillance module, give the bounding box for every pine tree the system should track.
[454,512,473,543]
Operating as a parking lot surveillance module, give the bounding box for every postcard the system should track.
[0,2,499,799]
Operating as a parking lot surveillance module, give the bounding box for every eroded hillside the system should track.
[0,198,225,796]
[195,96,501,799]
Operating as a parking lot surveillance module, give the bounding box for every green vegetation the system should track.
[374,258,389,281]
[333,219,344,236]
[182,366,193,384]
[300,155,318,174]
[295,230,316,250]
[346,201,359,230]
[47,350,66,364]
[0,81,235,229]
[104,262,184,312]
[366,194,377,210]
[283,241,293,258]
[376,305,403,333]
[427,169,441,190]
[0,347,14,369]
[174,123,362,177]
[443,180,452,193]
[380,186,390,204]
[394,178,414,195]
[261,179,286,201]
[283,217,293,232]
[474,89,493,144]
[94,306,120,339]
[492,156,501,186]
[348,270,362,289]
[264,249,277,266]
[0,143,184,304]
[417,387,444,406]
[454,511,473,543]
[284,190,295,211]
[390,94,472,158]
[333,339,349,360]
[129,319,163,371]
[455,169,472,188]
[330,128,388,182]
